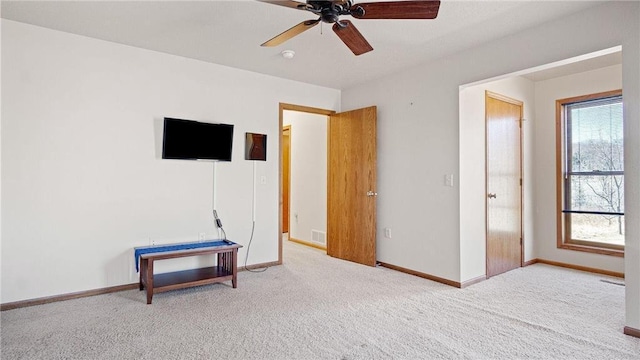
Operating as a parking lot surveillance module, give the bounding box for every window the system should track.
[556,90,624,256]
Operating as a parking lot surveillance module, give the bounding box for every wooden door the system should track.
[282,126,291,234]
[327,106,377,266]
[486,91,523,278]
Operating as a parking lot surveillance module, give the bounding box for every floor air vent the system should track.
[311,230,326,245]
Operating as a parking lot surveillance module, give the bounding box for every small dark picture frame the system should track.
[245,133,267,161]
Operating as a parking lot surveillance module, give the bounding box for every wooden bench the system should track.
[135,241,242,304]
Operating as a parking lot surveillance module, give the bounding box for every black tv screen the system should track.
[162,118,234,161]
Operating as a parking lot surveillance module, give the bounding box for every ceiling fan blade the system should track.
[351,0,440,19]
[332,20,373,56]
[262,19,320,47]
[257,0,310,11]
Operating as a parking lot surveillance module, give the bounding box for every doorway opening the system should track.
[278,103,378,267]
[278,104,334,263]
[281,108,330,252]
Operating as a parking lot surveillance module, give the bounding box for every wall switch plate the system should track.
[445,174,454,187]
[260,176,267,184]
[384,228,392,239]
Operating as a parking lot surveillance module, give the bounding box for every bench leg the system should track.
[232,249,238,289]
[139,259,146,291]
[146,260,154,304]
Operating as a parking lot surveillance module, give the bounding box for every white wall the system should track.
[0,12,3,303]
[282,110,327,245]
[0,20,340,303]
[341,2,640,329]
[459,76,535,281]
[534,65,623,273]
[341,64,463,282]
[624,6,640,329]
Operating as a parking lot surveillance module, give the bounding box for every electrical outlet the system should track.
[384,228,392,239]
[199,232,206,241]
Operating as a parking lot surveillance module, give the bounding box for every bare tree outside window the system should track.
[566,96,624,244]
[557,91,624,253]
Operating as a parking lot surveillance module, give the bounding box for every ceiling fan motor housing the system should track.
[308,0,353,23]
[321,7,340,23]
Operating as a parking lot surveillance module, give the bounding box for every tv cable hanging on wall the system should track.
[244,133,268,273]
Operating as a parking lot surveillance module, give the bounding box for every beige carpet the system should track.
[2,240,639,359]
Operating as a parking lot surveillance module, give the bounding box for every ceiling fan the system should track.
[259,1,441,56]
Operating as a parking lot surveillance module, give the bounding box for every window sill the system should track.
[558,243,624,257]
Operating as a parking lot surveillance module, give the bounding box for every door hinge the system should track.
[519,178,522,186]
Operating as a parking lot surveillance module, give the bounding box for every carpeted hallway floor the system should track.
[2,240,639,359]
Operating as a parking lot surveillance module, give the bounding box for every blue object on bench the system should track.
[134,240,233,272]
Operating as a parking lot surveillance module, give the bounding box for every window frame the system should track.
[555,89,624,257]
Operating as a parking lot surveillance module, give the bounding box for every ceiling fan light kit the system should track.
[259,0,441,56]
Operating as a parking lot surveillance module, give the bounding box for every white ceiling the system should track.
[521,51,622,82]
[1,0,613,89]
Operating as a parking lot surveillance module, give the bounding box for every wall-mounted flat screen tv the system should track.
[162,117,234,161]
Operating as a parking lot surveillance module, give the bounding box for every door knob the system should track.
[367,191,378,197]
[488,193,497,199]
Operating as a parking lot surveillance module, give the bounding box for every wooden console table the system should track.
[135,241,242,304]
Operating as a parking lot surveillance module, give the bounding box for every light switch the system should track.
[260,176,267,184]
[445,174,454,187]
